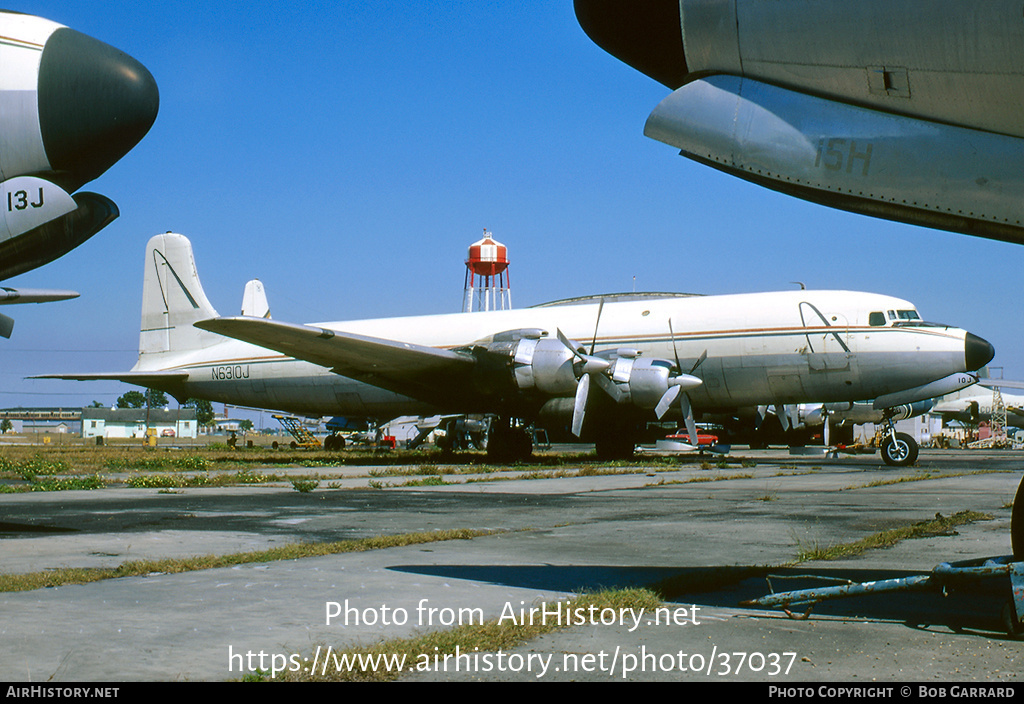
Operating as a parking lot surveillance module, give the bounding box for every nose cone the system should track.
[574,0,688,88]
[37,27,159,191]
[965,332,995,371]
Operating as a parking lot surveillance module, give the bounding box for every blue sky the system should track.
[4,2,1022,413]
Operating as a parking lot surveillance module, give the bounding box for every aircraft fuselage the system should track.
[140,290,985,422]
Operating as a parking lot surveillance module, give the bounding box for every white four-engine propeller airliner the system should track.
[39,234,994,465]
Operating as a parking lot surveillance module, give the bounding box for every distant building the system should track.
[80,408,198,440]
[0,408,82,434]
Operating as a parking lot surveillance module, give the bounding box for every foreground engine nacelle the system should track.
[510,334,580,397]
[644,76,1024,244]
[603,353,681,410]
[0,191,117,281]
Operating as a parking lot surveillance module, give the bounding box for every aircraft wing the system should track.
[0,287,79,305]
[977,379,1024,390]
[0,287,80,338]
[195,316,479,405]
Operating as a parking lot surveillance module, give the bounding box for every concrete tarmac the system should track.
[1,449,1022,682]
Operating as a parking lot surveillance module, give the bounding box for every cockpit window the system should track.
[893,320,951,329]
[887,310,897,320]
[896,309,920,320]
[868,311,885,326]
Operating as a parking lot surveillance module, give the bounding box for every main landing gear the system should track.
[486,417,533,463]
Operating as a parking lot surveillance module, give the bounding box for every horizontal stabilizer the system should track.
[31,371,189,387]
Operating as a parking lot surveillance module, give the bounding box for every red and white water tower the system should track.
[463,229,511,312]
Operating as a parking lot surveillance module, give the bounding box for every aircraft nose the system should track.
[37,27,159,191]
[965,332,995,371]
[574,0,688,88]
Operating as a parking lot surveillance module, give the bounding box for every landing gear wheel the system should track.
[1012,473,1024,561]
[880,432,918,467]
[323,434,346,451]
[486,422,532,463]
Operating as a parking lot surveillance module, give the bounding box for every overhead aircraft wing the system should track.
[0,287,79,305]
[195,316,480,405]
[977,379,1024,390]
[0,287,80,338]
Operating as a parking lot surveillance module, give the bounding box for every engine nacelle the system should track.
[0,176,77,243]
[605,355,677,409]
[472,330,578,398]
[511,335,579,397]
[576,0,1024,244]
[644,76,1024,244]
[0,192,117,281]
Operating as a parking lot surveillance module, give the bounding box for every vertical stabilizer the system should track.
[241,279,271,319]
[137,233,221,362]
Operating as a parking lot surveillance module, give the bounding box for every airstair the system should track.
[272,414,321,448]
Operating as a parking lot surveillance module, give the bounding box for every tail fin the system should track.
[137,233,222,364]
[241,279,271,319]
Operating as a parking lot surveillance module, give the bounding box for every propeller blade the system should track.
[689,349,708,375]
[557,327,611,375]
[680,393,698,446]
[755,405,769,431]
[774,403,791,432]
[655,385,681,419]
[589,298,605,355]
[556,328,579,355]
[668,318,681,369]
[787,404,800,430]
[593,372,626,403]
[571,373,590,437]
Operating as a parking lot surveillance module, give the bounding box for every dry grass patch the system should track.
[0,528,499,593]
[795,510,992,562]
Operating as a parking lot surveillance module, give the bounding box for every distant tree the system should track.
[89,400,104,408]
[117,391,146,409]
[184,398,216,427]
[1,419,11,434]
[239,419,254,433]
[146,389,168,408]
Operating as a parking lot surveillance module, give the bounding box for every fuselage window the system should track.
[869,311,886,326]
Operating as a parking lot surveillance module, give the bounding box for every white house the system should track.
[80,408,198,440]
